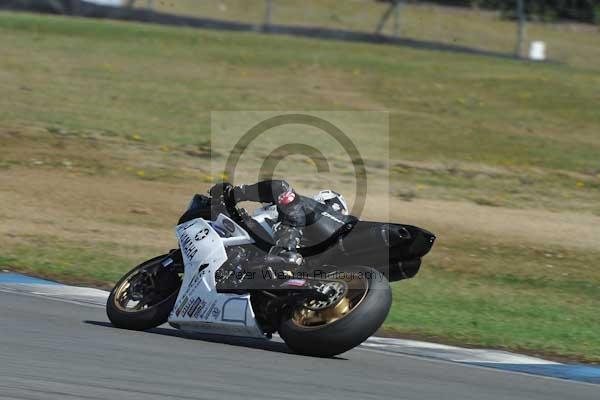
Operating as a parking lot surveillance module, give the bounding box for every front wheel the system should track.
[278,266,392,357]
[107,254,182,331]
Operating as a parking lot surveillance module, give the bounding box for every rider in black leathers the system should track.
[209,180,350,269]
[205,180,432,282]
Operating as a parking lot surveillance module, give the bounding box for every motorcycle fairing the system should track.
[168,216,265,339]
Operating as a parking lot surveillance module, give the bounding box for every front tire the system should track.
[107,254,181,331]
[279,266,392,357]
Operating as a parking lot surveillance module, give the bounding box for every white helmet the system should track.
[313,190,349,215]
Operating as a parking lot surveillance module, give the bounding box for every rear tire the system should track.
[279,266,392,357]
[107,254,181,331]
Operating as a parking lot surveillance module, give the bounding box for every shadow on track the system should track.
[84,320,347,359]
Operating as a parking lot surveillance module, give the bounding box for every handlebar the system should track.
[220,193,244,223]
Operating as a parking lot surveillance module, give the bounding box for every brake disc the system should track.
[304,280,347,311]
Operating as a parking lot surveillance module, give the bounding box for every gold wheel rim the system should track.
[113,260,178,313]
[113,267,151,312]
[291,274,369,328]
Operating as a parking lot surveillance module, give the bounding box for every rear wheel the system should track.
[107,254,182,331]
[278,266,391,357]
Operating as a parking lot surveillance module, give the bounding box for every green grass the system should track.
[391,163,600,215]
[386,236,600,361]
[2,12,600,173]
[388,269,600,360]
[0,11,599,361]
[0,236,151,287]
[145,0,600,69]
[2,11,599,214]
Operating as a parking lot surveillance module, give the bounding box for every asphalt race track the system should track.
[1,290,598,400]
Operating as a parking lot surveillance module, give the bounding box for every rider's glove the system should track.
[209,183,251,205]
[265,246,304,267]
[209,182,232,199]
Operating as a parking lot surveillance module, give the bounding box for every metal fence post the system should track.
[515,0,526,58]
[376,0,402,37]
[393,0,404,38]
[264,0,273,28]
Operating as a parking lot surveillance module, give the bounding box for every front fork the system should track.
[159,249,184,272]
